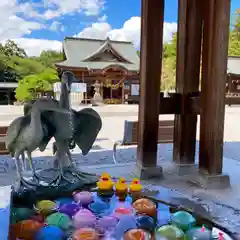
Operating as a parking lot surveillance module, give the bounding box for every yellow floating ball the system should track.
[35,200,57,215]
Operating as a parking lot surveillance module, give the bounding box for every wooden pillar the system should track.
[199,0,231,174]
[137,0,164,168]
[173,0,203,164]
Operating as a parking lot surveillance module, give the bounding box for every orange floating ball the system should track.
[132,198,156,217]
[123,229,151,240]
[72,228,99,240]
[10,219,44,240]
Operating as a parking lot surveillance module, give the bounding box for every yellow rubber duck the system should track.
[97,172,114,191]
[129,178,143,192]
[115,177,128,194]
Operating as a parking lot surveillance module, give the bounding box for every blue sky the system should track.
[0,0,239,56]
[30,0,239,41]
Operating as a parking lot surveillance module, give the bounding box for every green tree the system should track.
[15,68,59,101]
[37,50,63,68]
[10,56,45,80]
[229,9,240,56]
[3,40,27,58]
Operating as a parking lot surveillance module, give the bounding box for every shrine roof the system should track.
[56,37,139,72]
[227,56,240,75]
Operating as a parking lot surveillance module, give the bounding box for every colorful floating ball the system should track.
[30,214,45,223]
[123,229,151,240]
[170,211,196,230]
[72,228,99,240]
[132,198,156,217]
[155,225,185,240]
[35,200,57,215]
[96,216,118,231]
[55,197,73,206]
[72,209,96,229]
[10,219,44,240]
[35,225,65,240]
[10,207,34,224]
[88,201,109,216]
[112,207,134,219]
[73,191,93,205]
[136,215,156,232]
[185,225,212,240]
[58,202,81,218]
[46,212,71,230]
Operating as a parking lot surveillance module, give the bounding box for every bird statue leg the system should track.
[20,152,26,171]
[48,144,75,186]
[65,150,97,180]
[14,152,36,189]
[25,152,41,185]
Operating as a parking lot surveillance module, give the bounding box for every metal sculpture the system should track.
[8,70,102,191]
[5,100,71,188]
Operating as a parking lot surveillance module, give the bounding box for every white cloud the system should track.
[42,0,105,20]
[0,1,43,41]
[76,17,177,48]
[98,14,107,22]
[11,38,62,56]
[0,0,105,56]
[49,21,61,31]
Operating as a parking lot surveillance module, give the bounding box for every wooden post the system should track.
[137,0,164,171]
[199,0,231,175]
[173,0,203,165]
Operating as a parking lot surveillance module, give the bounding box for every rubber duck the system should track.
[129,178,143,193]
[97,173,114,191]
[115,177,128,195]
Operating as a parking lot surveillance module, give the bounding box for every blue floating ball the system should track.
[35,226,65,240]
[55,197,73,206]
[136,215,156,232]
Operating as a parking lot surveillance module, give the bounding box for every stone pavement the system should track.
[0,104,240,211]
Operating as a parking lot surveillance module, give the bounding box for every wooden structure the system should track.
[55,37,140,104]
[0,126,9,155]
[113,120,174,164]
[137,0,232,186]
[0,82,17,105]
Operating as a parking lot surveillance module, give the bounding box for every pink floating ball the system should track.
[112,207,135,220]
[72,209,96,229]
[72,191,93,205]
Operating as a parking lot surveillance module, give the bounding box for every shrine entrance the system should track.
[102,79,123,104]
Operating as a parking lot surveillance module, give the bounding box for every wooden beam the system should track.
[137,0,164,167]
[199,0,231,174]
[173,0,203,164]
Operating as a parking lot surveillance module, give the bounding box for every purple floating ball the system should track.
[96,216,118,231]
[58,203,81,218]
[72,191,93,205]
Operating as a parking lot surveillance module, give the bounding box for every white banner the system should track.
[53,82,87,93]
[71,83,86,93]
[53,82,61,92]
[131,84,140,96]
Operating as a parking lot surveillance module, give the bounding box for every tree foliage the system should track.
[229,9,240,56]
[15,68,58,101]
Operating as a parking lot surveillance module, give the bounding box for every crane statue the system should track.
[5,100,72,189]
[9,70,102,189]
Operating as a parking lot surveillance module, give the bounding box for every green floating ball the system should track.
[10,207,34,224]
[155,225,185,240]
[170,211,196,230]
[46,212,71,231]
[185,225,212,240]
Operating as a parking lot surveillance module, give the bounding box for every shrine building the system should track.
[55,37,140,104]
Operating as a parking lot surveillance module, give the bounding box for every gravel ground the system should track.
[0,104,239,179]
